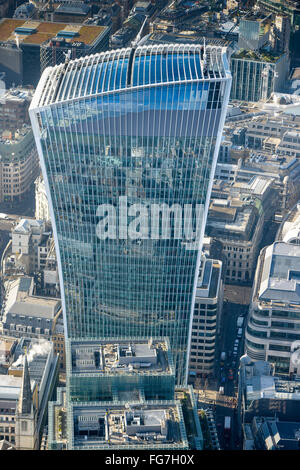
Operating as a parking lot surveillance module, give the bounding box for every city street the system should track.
[194,285,250,449]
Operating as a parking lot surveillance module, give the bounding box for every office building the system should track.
[0,87,33,133]
[3,218,53,275]
[238,357,300,436]
[257,0,300,33]
[47,374,203,450]
[48,387,191,450]
[276,201,300,244]
[0,19,110,86]
[269,15,291,55]
[66,338,175,403]
[40,25,110,74]
[245,242,300,375]
[1,276,65,369]
[0,337,59,449]
[230,50,289,102]
[238,13,272,51]
[35,176,50,222]
[245,416,300,450]
[0,125,39,203]
[30,43,231,384]
[206,176,277,284]
[0,0,11,17]
[51,2,92,24]
[189,256,223,378]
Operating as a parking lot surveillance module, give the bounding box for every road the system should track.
[202,290,250,450]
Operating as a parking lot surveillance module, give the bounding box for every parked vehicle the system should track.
[224,416,231,441]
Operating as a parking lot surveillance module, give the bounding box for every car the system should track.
[228,369,234,380]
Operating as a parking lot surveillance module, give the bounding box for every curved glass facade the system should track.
[30,44,231,384]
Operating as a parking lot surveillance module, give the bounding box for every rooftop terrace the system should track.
[233,48,281,63]
[70,401,188,449]
[69,338,173,375]
[0,18,107,46]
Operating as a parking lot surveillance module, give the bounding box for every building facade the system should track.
[245,242,300,375]
[35,176,50,222]
[0,126,39,203]
[0,87,33,133]
[230,51,289,102]
[30,44,231,384]
[189,256,223,378]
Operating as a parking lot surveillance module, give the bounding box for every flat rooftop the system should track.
[3,276,60,320]
[196,258,222,299]
[69,338,173,375]
[232,49,281,63]
[246,374,300,402]
[259,242,300,303]
[0,125,32,146]
[1,87,33,102]
[70,402,188,449]
[0,18,107,46]
[0,375,22,400]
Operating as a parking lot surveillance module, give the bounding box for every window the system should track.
[21,421,27,432]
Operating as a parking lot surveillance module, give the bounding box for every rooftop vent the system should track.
[14,27,37,35]
[56,31,79,39]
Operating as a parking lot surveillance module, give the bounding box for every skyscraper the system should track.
[30,44,231,384]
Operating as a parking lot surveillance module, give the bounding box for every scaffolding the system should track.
[40,39,90,74]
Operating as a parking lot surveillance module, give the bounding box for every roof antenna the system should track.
[14,33,20,49]
[203,36,207,67]
[127,16,148,87]
[131,16,148,49]
[63,49,71,64]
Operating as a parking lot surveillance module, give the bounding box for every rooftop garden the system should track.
[233,48,281,63]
